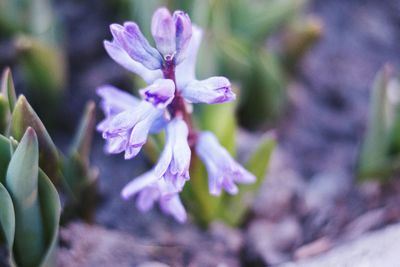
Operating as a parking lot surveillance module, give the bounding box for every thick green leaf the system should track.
[0,96,9,133]
[200,99,237,154]
[358,66,392,179]
[5,127,45,267]
[37,170,60,267]
[0,134,11,184]
[69,101,96,159]
[61,101,98,222]
[220,133,276,226]
[183,156,221,227]
[0,183,15,251]
[1,68,17,113]
[10,95,59,184]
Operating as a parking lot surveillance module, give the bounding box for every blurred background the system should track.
[1,0,400,266]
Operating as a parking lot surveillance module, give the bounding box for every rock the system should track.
[293,237,332,260]
[342,208,386,241]
[279,223,400,267]
[244,217,302,265]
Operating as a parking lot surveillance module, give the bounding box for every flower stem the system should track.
[162,59,197,147]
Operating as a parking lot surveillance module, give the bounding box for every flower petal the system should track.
[111,22,163,70]
[196,131,255,195]
[97,84,139,112]
[139,79,175,108]
[151,7,176,57]
[121,171,159,200]
[173,10,192,64]
[160,194,187,223]
[181,76,236,104]
[175,25,203,89]
[104,40,162,84]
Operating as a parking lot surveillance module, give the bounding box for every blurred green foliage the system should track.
[0,0,66,122]
[358,65,400,181]
[0,68,97,266]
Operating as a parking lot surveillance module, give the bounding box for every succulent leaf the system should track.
[37,170,61,267]
[0,183,15,251]
[1,68,17,113]
[5,127,45,267]
[0,135,11,185]
[10,95,59,184]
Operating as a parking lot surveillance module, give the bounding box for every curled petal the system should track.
[181,76,236,104]
[139,79,175,108]
[160,194,187,223]
[176,25,203,89]
[153,118,191,192]
[111,23,162,70]
[122,172,186,223]
[196,132,256,196]
[121,171,159,200]
[151,7,176,57]
[104,135,128,154]
[104,40,162,84]
[173,10,192,64]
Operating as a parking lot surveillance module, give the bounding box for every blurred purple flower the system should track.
[121,171,187,223]
[196,132,256,196]
[154,118,191,191]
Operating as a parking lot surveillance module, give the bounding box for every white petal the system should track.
[175,25,203,89]
[121,171,159,200]
[104,40,162,84]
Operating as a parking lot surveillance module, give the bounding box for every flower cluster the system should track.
[97,7,255,222]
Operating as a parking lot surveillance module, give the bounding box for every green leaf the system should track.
[200,99,237,154]
[37,170,60,267]
[0,183,15,251]
[0,96,9,134]
[69,101,96,159]
[358,66,392,180]
[10,95,59,184]
[1,67,17,113]
[0,134,11,184]
[242,0,307,41]
[61,101,98,222]
[219,133,276,226]
[183,156,221,227]
[14,35,66,101]
[5,127,45,267]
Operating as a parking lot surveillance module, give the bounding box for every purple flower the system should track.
[151,7,192,62]
[110,22,163,70]
[175,26,236,104]
[154,118,191,191]
[139,78,175,108]
[196,132,256,196]
[182,77,236,104]
[121,171,187,223]
[97,85,163,159]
